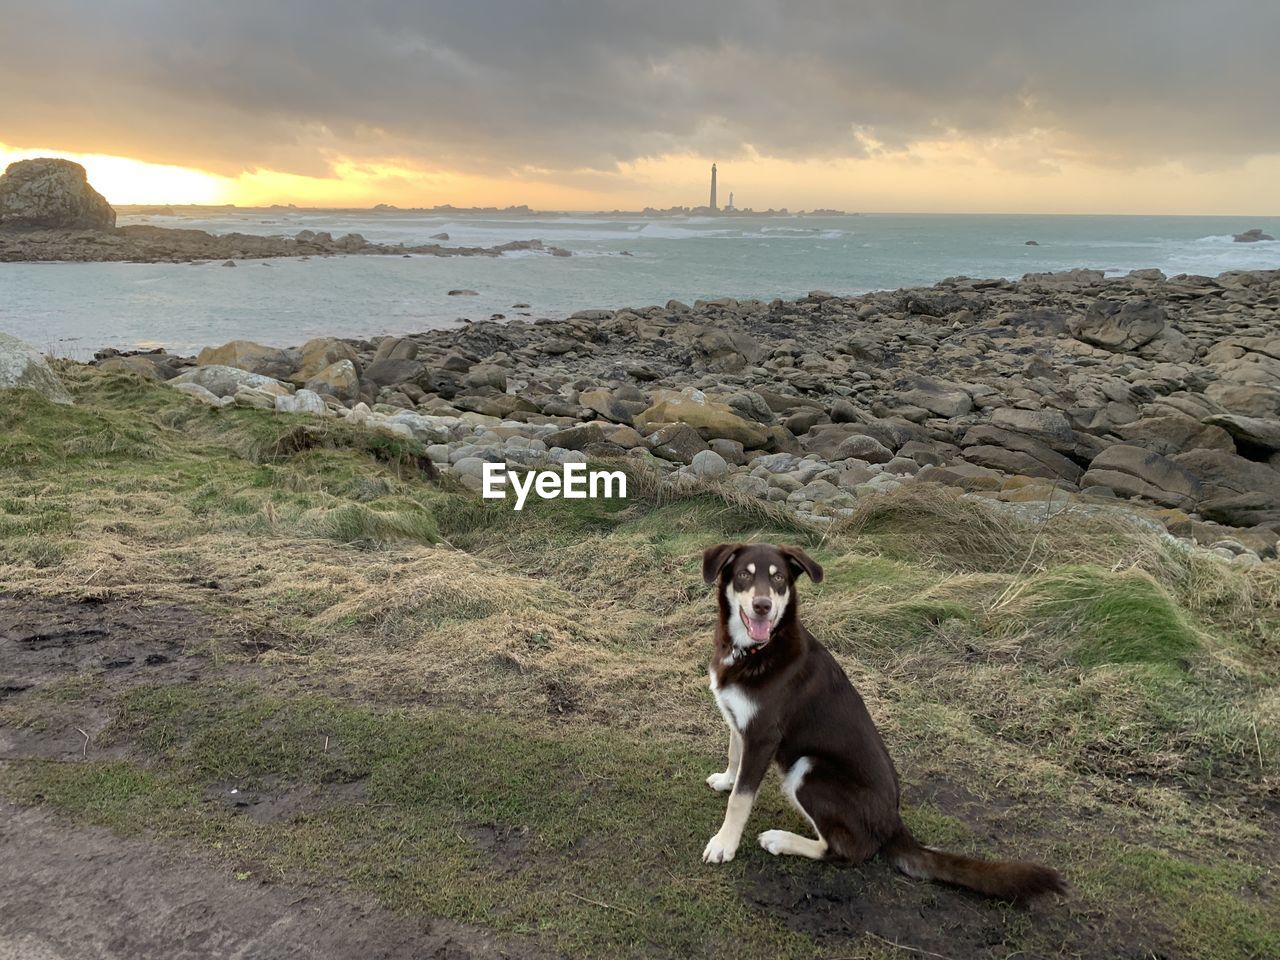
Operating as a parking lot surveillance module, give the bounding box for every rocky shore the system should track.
[14,264,1268,565]
[0,157,571,262]
[0,226,572,263]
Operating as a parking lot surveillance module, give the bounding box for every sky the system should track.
[2,0,1279,213]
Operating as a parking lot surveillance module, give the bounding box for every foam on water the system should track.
[3,212,1277,356]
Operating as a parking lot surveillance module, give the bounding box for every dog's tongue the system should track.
[747,615,771,642]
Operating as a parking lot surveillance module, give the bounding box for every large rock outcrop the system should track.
[0,158,116,231]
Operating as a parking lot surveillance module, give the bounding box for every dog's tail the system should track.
[883,827,1067,902]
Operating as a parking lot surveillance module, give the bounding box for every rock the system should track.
[989,408,1075,450]
[373,337,419,363]
[304,360,361,404]
[690,449,730,479]
[0,332,73,404]
[448,289,479,296]
[896,376,972,418]
[784,409,827,434]
[1174,449,1280,514]
[578,386,648,424]
[274,389,330,416]
[97,354,181,381]
[295,337,359,381]
[916,463,1004,491]
[196,340,298,381]
[233,386,279,410]
[1068,299,1166,351]
[1232,229,1275,243]
[430,232,450,241]
[708,438,746,464]
[831,434,894,464]
[961,425,1083,483]
[170,365,293,399]
[0,158,116,230]
[171,382,230,407]
[544,423,608,451]
[1203,414,1280,453]
[363,358,434,391]
[1114,416,1234,457]
[1205,382,1280,419]
[634,388,770,449]
[829,398,858,423]
[647,423,710,464]
[453,394,538,419]
[725,391,776,424]
[1081,445,1201,509]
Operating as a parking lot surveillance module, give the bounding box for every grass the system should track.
[2,367,1278,959]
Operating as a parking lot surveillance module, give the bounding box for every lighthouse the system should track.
[710,163,718,211]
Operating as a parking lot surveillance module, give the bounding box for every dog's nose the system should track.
[752,596,772,615]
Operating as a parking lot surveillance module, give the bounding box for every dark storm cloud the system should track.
[3,0,1278,176]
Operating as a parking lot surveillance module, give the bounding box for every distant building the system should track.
[710,163,718,211]
[726,191,735,211]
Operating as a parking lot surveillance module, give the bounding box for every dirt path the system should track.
[0,801,552,960]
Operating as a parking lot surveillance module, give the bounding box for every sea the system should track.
[2,210,1277,357]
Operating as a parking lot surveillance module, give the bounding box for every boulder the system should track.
[1204,382,1280,419]
[578,385,649,424]
[1203,414,1280,453]
[1114,416,1234,457]
[1082,445,1201,509]
[196,340,298,380]
[960,425,1083,482]
[831,434,894,464]
[1068,299,1166,351]
[1174,448,1280,504]
[0,158,116,230]
[635,388,769,448]
[169,364,293,399]
[304,359,361,404]
[545,423,609,451]
[0,333,73,404]
[689,449,730,479]
[96,353,182,381]
[171,382,231,407]
[647,423,710,464]
[1232,228,1275,243]
[372,337,419,363]
[274,389,330,416]
[295,337,360,381]
[896,376,972,418]
[989,408,1075,450]
[363,358,434,391]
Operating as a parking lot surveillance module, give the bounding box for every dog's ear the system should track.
[702,543,740,584]
[780,545,823,584]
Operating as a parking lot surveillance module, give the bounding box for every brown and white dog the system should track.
[700,542,1067,901]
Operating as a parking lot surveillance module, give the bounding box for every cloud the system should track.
[3,0,1278,181]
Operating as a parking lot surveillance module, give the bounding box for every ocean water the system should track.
[1,210,1277,356]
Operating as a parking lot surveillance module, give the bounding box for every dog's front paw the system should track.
[702,832,737,864]
[705,771,735,792]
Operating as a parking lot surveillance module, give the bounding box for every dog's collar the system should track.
[729,642,768,663]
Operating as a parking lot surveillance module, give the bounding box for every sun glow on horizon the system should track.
[0,146,232,205]
[3,142,1279,215]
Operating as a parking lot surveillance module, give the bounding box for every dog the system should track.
[699,542,1067,901]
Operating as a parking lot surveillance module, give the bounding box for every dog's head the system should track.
[702,543,823,648]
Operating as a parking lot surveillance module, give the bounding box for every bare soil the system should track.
[0,802,555,960]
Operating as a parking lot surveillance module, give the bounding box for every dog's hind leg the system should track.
[706,729,741,792]
[757,756,830,860]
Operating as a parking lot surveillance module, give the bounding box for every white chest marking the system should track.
[709,671,758,731]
